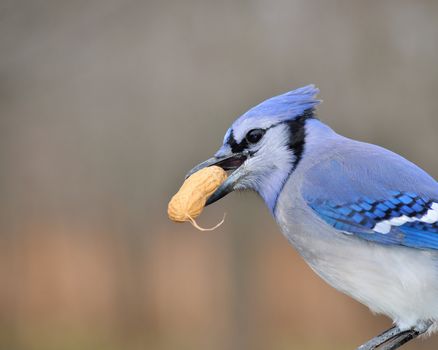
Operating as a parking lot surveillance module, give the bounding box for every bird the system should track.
[186,85,438,350]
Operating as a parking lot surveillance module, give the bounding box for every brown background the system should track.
[1,1,438,349]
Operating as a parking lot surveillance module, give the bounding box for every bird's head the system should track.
[186,85,321,213]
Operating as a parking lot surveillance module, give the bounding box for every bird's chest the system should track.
[273,179,332,259]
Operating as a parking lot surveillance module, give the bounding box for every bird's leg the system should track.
[377,329,419,350]
[357,325,401,350]
[378,321,433,350]
[356,321,433,350]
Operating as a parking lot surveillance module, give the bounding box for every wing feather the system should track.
[302,140,438,249]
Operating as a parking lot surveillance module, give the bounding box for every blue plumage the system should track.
[301,135,438,249]
[309,191,438,249]
[240,85,320,121]
[229,85,320,142]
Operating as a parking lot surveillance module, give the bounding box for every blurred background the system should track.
[1,1,438,349]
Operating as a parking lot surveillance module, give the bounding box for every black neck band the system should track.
[286,109,314,169]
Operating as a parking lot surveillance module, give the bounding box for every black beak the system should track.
[185,153,247,205]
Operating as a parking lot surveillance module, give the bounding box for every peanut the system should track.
[168,166,227,223]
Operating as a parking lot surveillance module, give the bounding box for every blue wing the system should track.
[302,140,438,250]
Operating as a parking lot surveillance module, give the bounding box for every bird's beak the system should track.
[186,152,247,206]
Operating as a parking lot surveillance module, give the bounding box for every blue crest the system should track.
[237,84,320,121]
[230,85,321,141]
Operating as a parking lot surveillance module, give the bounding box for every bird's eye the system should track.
[245,129,265,144]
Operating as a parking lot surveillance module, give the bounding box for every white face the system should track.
[214,122,298,211]
[232,123,296,192]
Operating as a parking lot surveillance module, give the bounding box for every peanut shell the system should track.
[168,166,227,222]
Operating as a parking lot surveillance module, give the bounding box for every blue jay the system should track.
[186,85,438,350]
